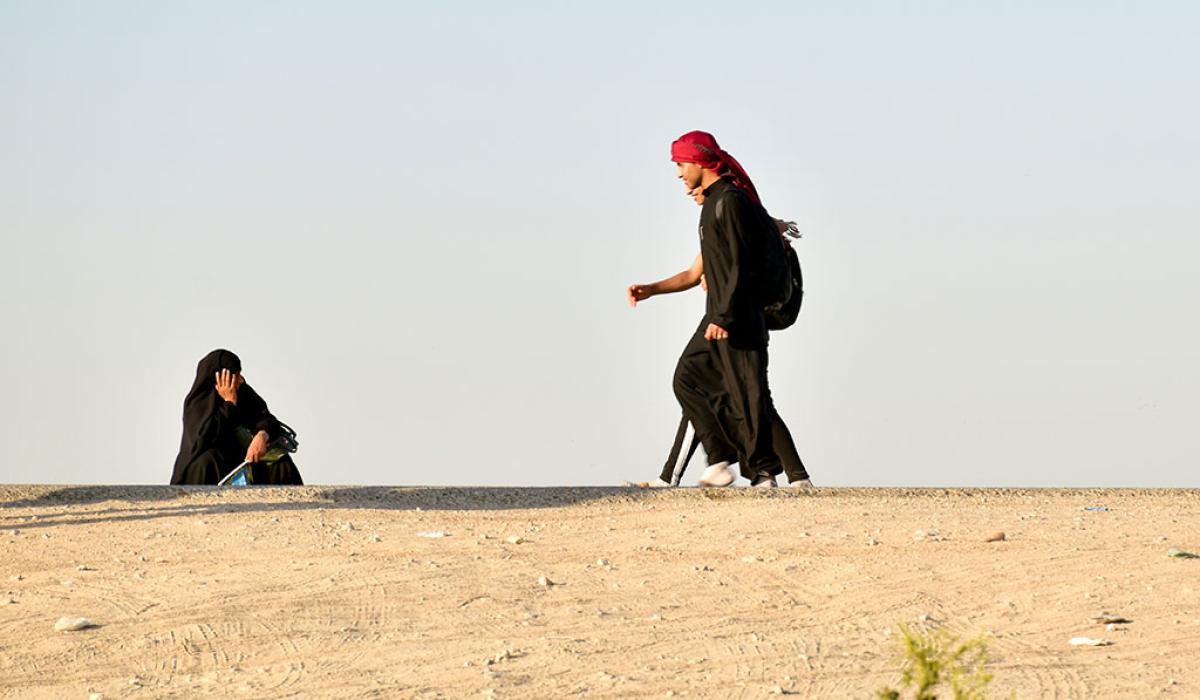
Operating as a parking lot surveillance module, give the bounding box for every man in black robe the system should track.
[629,153,813,487]
[170,349,303,485]
[667,131,800,486]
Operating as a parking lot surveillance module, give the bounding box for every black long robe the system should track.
[169,349,303,485]
[674,178,792,479]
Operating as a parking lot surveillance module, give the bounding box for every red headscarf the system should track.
[670,130,761,206]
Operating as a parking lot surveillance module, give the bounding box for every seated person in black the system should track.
[170,349,303,485]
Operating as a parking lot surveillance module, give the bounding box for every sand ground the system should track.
[1,486,1198,699]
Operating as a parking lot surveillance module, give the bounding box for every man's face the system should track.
[676,161,704,191]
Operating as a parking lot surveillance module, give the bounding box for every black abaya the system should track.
[169,349,303,486]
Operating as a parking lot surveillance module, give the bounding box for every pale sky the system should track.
[2,1,1197,486]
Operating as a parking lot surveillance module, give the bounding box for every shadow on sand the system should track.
[6,485,1183,531]
[0,485,675,529]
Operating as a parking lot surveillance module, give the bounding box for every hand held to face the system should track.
[246,430,270,463]
[215,369,241,405]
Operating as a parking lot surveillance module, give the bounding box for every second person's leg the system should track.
[659,415,700,485]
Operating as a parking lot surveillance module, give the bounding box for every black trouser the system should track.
[671,322,740,470]
[660,412,809,484]
[769,416,808,482]
[672,320,791,481]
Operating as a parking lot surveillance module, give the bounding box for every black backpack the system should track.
[764,242,803,331]
[717,190,804,330]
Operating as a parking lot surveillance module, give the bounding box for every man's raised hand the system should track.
[627,284,653,307]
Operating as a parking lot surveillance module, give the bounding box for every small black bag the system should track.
[764,243,803,331]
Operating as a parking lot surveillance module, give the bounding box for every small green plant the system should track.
[876,624,996,700]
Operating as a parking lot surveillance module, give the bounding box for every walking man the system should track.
[629,183,811,487]
[665,131,804,487]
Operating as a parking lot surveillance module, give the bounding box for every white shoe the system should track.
[787,478,814,489]
[698,462,735,487]
[620,478,673,488]
[751,474,778,488]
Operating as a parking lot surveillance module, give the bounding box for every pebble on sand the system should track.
[54,617,96,632]
[537,576,556,587]
[505,536,525,545]
[487,649,519,665]
[985,531,1006,542]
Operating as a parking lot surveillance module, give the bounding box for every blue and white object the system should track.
[217,461,252,487]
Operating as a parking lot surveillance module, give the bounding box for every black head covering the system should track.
[170,349,278,484]
[185,349,242,400]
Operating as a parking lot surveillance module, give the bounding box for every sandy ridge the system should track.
[2,486,1199,698]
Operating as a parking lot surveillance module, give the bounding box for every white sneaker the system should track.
[787,478,814,489]
[751,474,778,488]
[621,478,673,488]
[698,462,735,487]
